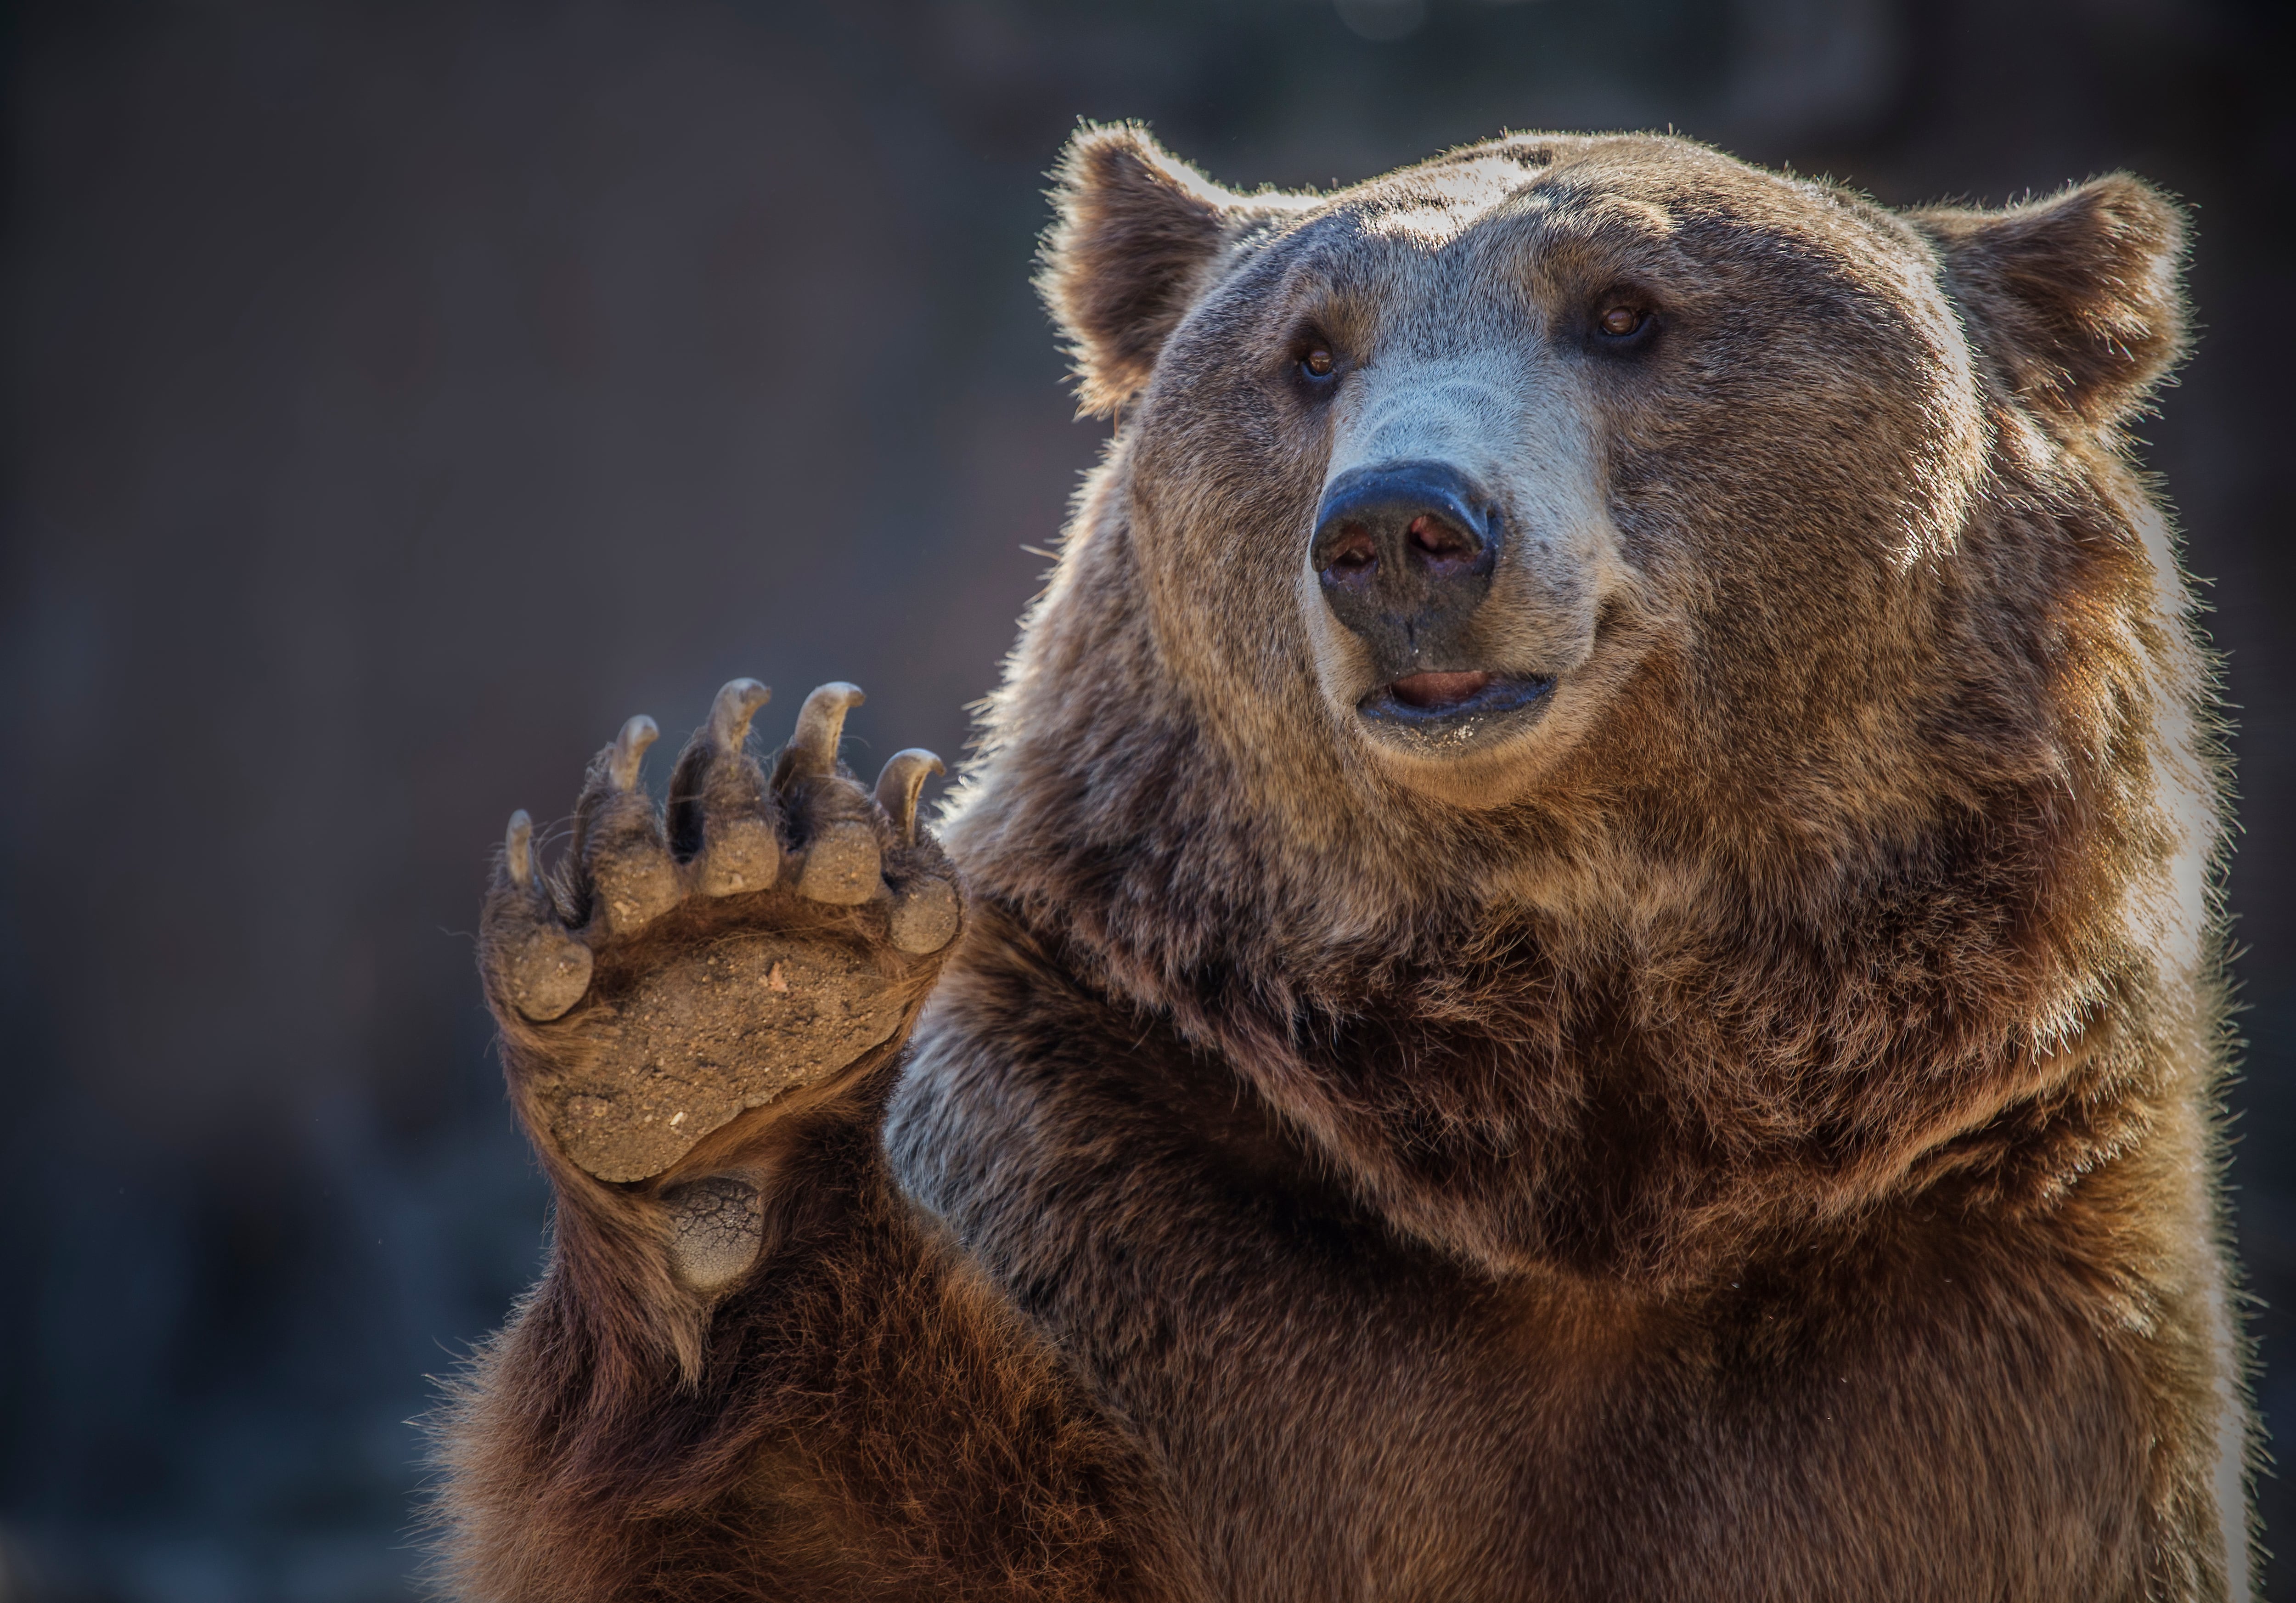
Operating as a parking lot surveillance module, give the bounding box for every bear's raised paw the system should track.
[479,680,962,1183]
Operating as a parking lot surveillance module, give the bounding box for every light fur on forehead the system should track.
[1037,124,1245,418]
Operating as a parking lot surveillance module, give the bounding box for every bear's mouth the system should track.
[1356,672,1555,750]
[1390,670,1495,709]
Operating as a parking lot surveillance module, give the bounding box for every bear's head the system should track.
[1037,127,2183,812]
[942,128,2208,1275]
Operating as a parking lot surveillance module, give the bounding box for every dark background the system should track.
[0,0,2289,1597]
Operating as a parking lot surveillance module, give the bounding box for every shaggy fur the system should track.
[439,127,2248,1601]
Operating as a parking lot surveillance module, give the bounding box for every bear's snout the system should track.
[1311,460,1500,665]
[1310,460,1554,736]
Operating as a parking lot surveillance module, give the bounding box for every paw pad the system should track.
[536,934,912,1182]
[482,679,965,1181]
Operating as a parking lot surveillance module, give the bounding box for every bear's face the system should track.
[1041,130,2183,820]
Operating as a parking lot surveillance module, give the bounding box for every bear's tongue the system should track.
[1390,671,1493,710]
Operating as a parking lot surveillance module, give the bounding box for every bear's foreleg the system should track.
[433,681,1202,1602]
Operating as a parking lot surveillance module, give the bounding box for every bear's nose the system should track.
[1310,461,1502,673]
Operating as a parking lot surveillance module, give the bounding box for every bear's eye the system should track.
[1300,346,1336,378]
[1597,305,1647,339]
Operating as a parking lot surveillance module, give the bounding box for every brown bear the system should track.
[435,126,2250,1601]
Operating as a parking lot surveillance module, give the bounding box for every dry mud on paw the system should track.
[543,934,907,1183]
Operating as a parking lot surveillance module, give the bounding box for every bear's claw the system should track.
[480,679,964,1182]
[707,677,771,755]
[775,683,884,906]
[608,713,658,791]
[577,713,681,937]
[874,749,945,846]
[505,807,540,889]
[775,682,864,785]
[670,679,781,897]
[492,810,596,1022]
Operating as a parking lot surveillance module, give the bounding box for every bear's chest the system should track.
[1103,1172,2142,1600]
[892,1040,2155,1603]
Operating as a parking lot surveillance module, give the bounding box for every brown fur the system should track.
[440,127,2249,1600]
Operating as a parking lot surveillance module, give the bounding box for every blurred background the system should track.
[0,0,2289,1596]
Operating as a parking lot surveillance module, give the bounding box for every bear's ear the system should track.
[1039,124,1242,417]
[1915,175,2189,429]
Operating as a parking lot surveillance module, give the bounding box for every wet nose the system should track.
[1310,461,1502,670]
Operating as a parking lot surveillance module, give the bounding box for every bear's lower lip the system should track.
[1356,673,1555,749]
